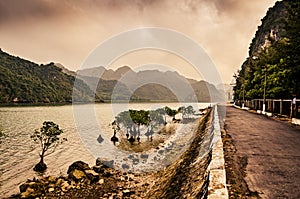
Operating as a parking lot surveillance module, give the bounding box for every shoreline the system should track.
[0,101,213,108]
[7,109,213,198]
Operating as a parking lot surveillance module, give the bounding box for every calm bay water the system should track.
[0,103,210,197]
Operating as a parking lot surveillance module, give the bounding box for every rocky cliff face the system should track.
[234,0,300,100]
[248,1,288,57]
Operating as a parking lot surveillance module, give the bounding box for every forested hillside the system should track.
[0,49,94,103]
[234,0,300,100]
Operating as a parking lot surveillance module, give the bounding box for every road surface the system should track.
[224,106,300,198]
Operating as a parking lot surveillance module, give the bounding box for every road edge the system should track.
[208,105,229,198]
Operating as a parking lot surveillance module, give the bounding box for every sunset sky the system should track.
[0,0,278,84]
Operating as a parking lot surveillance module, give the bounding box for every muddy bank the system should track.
[9,108,213,199]
[148,109,212,198]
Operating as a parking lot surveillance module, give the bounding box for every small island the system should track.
[110,106,198,153]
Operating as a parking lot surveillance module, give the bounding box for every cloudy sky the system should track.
[0,0,278,84]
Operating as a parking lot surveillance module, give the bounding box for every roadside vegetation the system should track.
[234,1,300,100]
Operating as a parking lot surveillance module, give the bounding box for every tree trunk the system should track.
[40,154,44,164]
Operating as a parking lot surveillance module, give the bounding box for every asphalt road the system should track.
[224,106,300,198]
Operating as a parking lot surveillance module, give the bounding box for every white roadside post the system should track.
[262,65,267,114]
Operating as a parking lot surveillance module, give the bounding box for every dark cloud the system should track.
[0,0,58,24]
[205,0,239,14]
[181,0,251,19]
[0,0,237,25]
[91,0,161,9]
[0,0,234,25]
[0,0,162,24]
[0,0,278,83]
[0,0,274,22]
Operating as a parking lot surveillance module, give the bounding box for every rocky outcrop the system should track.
[18,161,104,198]
[19,176,69,198]
[96,158,114,168]
[67,161,90,174]
[16,160,150,198]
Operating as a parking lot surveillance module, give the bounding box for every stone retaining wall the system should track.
[207,105,228,198]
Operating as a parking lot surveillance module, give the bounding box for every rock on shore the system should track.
[15,160,153,199]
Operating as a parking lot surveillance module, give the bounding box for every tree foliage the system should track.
[164,106,177,119]
[115,110,133,131]
[149,109,165,126]
[178,105,195,119]
[114,107,176,139]
[129,109,150,127]
[31,121,66,172]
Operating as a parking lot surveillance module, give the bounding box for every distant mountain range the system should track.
[77,66,224,102]
[0,49,224,103]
